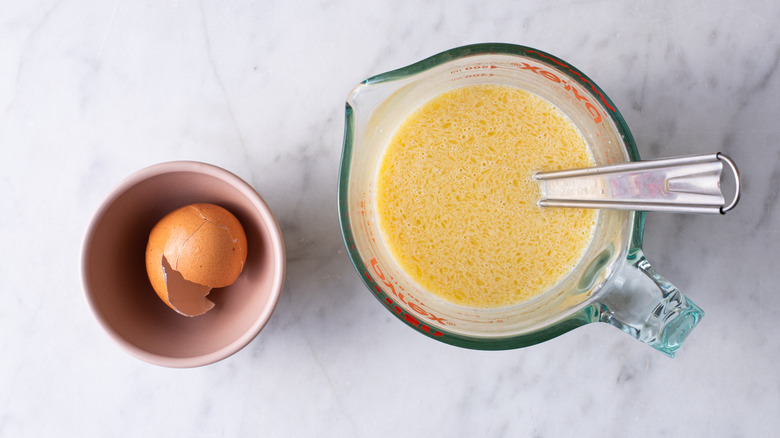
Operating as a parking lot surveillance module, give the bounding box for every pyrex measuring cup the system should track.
[339,43,723,357]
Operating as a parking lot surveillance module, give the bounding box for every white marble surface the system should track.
[1,0,779,436]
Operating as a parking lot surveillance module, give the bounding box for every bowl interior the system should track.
[82,163,284,367]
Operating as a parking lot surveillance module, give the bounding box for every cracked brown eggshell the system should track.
[145,203,248,316]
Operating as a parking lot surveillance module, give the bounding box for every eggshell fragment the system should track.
[160,256,214,316]
[145,203,248,316]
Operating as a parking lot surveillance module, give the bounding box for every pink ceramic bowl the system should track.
[82,161,285,368]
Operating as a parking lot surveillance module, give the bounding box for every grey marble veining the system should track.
[1,1,779,436]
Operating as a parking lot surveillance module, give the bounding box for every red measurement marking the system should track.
[369,258,449,333]
[525,49,616,113]
[511,60,604,124]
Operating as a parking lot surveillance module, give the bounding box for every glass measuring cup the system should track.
[339,43,715,357]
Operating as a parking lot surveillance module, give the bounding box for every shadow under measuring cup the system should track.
[338,43,740,357]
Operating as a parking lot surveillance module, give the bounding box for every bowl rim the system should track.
[81,161,286,368]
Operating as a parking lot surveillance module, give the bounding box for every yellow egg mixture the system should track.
[376,84,597,308]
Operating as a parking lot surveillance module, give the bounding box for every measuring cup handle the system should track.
[596,251,704,357]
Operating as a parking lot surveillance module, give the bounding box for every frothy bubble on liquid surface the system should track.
[376,84,597,308]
